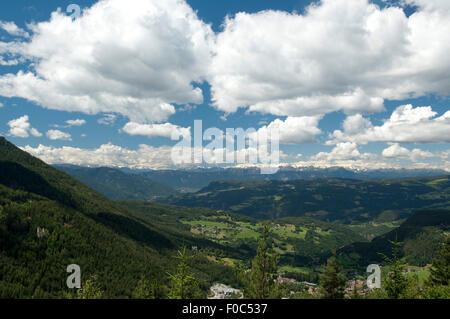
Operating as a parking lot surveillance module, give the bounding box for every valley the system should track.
[1,136,449,299]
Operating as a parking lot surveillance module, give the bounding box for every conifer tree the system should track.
[132,275,153,299]
[167,246,199,299]
[320,255,346,299]
[381,240,408,299]
[244,223,279,299]
[76,275,103,299]
[429,237,450,286]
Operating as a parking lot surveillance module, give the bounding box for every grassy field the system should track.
[426,178,449,186]
[349,221,402,240]
[405,266,431,284]
[279,265,313,275]
[179,213,365,271]
[182,217,335,248]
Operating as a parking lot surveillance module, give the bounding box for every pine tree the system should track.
[244,223,279,299]
[425,237,450,299]
[320,256,346,299]
[167,246,199,299]
[132,275,153,299]
[381,240,408,299]
[76,275,103,299]
[429,237,450,286]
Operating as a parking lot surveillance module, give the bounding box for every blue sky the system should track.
[0,0,449,170]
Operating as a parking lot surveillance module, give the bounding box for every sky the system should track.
[0,0,449,171]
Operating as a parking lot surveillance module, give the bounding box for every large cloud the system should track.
[0,0,213,122]
[2,0,450,123]
[330,105,450,144]
[209,0,450,117]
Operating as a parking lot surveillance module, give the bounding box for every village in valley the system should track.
[208,275,372,299]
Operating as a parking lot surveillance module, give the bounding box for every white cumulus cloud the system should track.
[209,0,450,117]
[65,119,86,127]
[53,119,87,128]
[294,142,447,170]
[330,105,450,144]
[253,116,322,144]
[0,0,214,122]
[46,129,72,141]
[122,122,191,139]
[98,114,117,126]
[312,142,365,162]
[382,143,435,161]
[21,143,183,170]
[0,56,19,66]
[0,21,29,38]
[7,115,42,138]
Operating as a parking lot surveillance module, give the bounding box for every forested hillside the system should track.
[56,166,177,201]
[0,137,236,298]
[163,178,450,223]
[338,209,450,270]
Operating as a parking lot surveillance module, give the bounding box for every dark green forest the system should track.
[0,137,236,298]
[163,178,450,222]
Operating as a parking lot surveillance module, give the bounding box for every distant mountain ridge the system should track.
[55,165,177,201]
[162,177,450,223]
[138,166,448,192]
[54,164,449,193]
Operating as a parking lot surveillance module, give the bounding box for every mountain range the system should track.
[136,166,449,192]
[162,177,450,223]
[56,165,177,201]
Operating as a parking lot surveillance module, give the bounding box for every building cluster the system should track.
[276,275,298,285]
[344,280,369,297]
[36,227,48,239]
[276,275,321,296]
[208,283,242,299]
[191,225,219,238]
[301,281,319,295]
